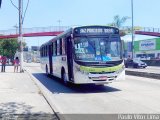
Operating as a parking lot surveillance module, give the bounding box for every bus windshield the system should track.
[74,37,121,62]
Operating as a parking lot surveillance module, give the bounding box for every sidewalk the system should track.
[0,65,54,115]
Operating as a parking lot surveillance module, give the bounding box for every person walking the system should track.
[14,57,20,72]
[1,56,7,72]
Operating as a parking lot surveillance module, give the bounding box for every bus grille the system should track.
[89,71,115,74]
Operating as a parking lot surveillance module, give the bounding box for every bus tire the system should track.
[46,65,49,76]
[61,69,68,86]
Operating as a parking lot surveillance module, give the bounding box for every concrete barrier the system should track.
[126,70,160,80]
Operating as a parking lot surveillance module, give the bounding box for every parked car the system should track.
[27,59,32,63]
[36,59,40,63]
[125,58,147,68]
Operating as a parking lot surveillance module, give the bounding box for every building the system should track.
[124,38,160,59]
[134,38,160,59]
[23,46,29,52]
[31,46,39,51]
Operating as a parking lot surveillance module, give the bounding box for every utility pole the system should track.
[131,0,134,59]
[19,0,24,72]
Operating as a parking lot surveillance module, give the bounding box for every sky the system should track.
[0,0,160,47]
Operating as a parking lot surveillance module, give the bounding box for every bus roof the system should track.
[40,27,73,47]
[40,25,119,47]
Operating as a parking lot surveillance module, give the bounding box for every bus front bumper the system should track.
[74,70,125,84]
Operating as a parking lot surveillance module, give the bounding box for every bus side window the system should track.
[43,47,45,57]
[44,46,46,57]
[53,42,57,56]
[64,38,67,54]
[51,43,53,56]
[40,48,42,57]
[46,46,48,56]
[57,40,60,55]
[42,47,43,57]
[45,46,47,57]
[60,39,62,55]
[62,38,66,55]
[41,48,43,57]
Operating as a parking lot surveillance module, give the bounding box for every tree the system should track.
[108,15,130,36]
[109,15,130,28]
[0,38,18,59]
[0,38,26,59]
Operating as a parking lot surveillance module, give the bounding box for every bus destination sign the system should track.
[74,27,118,35]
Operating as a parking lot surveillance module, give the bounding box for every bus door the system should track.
[48,44,53,74]
[66,37,74,82]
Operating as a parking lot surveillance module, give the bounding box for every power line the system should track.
[10,0,19,10]
[22,0,30,24]
[10,0,30,25]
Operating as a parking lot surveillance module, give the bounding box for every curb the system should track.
[25,69,63,120]
[125,70,160,80]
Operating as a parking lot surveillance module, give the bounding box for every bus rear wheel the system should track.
[61,71,69,86]
[46,65,49,76]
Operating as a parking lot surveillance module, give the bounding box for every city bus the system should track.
[40,25,125,85]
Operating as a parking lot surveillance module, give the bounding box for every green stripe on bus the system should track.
[80,64,123,73]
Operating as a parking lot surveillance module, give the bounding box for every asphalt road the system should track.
[25,63,160,114]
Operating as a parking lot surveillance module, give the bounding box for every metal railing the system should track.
[121,26,160,33]
[142,27,160,33]
[1,26,160,36]
[0,26,70,35]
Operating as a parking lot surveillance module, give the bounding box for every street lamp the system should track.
[131,0,134,59]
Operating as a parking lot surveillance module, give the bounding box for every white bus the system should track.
[40,25,125,85]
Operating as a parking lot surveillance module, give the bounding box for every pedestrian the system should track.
[1,56,7,72]
[14,57,20,72]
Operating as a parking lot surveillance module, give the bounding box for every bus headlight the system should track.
[84,71,89,75]
[81,70,89,75]
[75,66,80,71]
[115,68,123,74]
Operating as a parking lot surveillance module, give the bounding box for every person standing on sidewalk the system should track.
[14,57,20,72]
[1,56,7,72]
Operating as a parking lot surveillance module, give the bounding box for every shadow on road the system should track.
[32,73,121,94]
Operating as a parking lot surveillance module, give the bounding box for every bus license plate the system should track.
[99,76,107,80]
